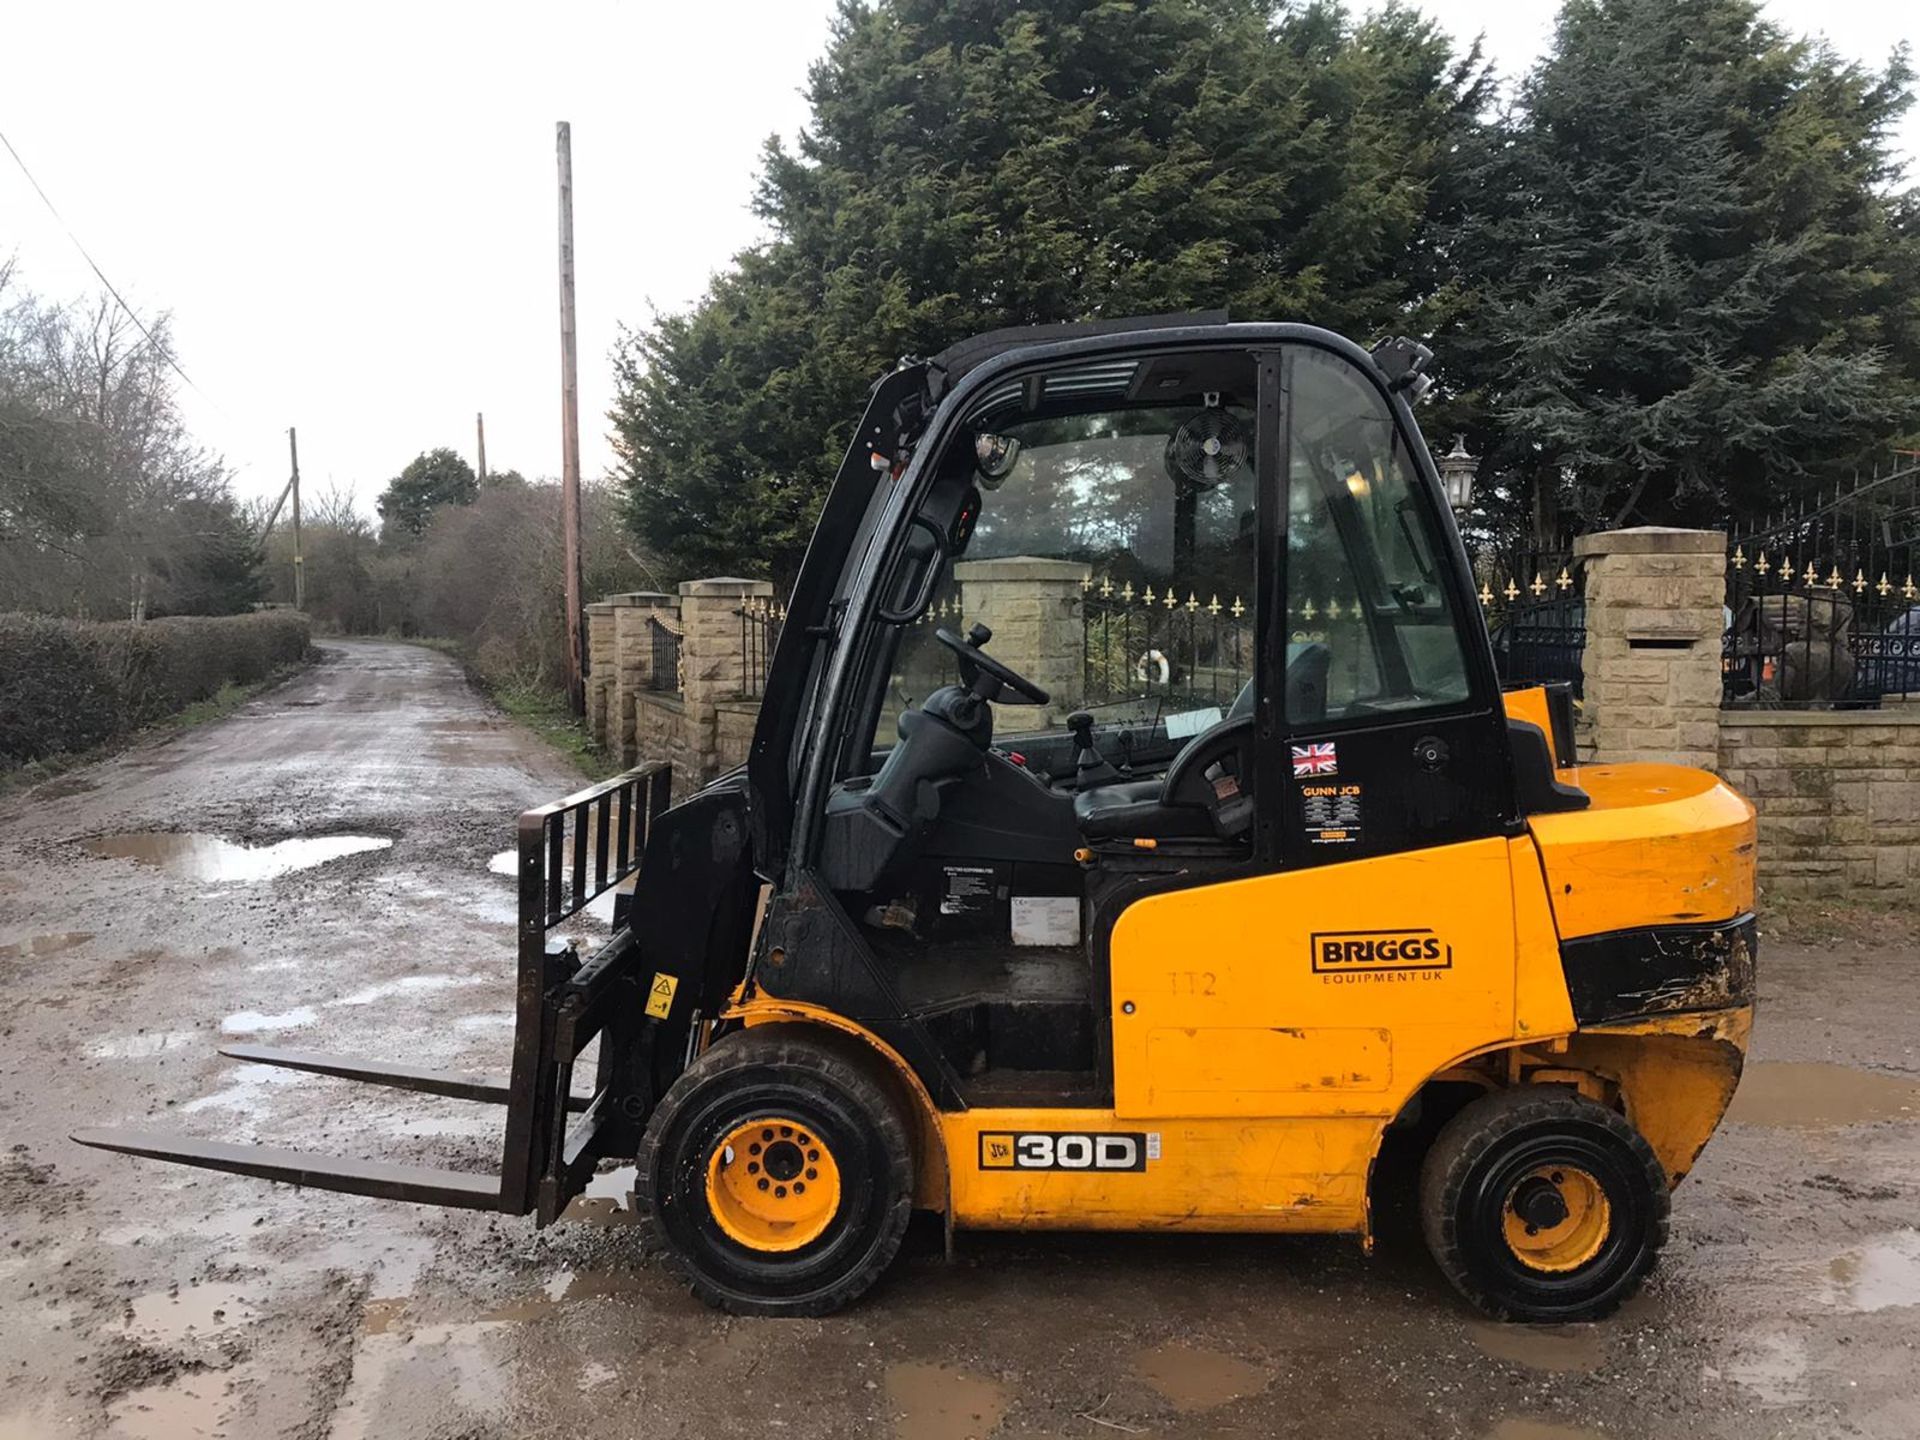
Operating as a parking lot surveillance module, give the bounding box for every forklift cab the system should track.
[753,325,1514,1110]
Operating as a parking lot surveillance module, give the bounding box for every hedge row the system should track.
[0,611,312,766]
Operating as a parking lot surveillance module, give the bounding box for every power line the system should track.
[0,124,212,404]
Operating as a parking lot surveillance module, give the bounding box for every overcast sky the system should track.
[3,1,1915,516]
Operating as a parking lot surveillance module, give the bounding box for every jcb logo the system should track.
[1311,928,1452,973]
[978,1132,1150,1172]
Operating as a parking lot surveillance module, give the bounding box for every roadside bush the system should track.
[0,611,310,765]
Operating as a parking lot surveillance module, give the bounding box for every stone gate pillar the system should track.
[1574,527,1726,769]
[954,556,1092,728]
[609,592,676,765]
[678,577,774,782]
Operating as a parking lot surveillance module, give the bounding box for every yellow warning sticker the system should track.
[645,972,678,1020]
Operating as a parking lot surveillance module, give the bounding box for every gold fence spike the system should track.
[1206,594,1221,616]
[1143,585,1157,606]
[1230,596,1246,618]
[1556,567,1573,591]
[1121,581,1134,602]
[1503,579,1519,601]
[1877,573,1892,597]
[1099,577,1113,598]
[1731,545,1746,569]
[1302,600,1317,620]
[1853,568,1867,593]
[1185,592,1199,612]
[1164,590,1177,610]
[1826,565,1843,588]
[1529,572,1546,597]
[1756,552,1771,576]
[1479,582,1494,606]
[1906,576,1918,600]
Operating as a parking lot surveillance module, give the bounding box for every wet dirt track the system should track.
[2,637,1918,1439]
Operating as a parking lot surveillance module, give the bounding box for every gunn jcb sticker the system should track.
[978,1131,1155,1172]
[1311,928,1453,976]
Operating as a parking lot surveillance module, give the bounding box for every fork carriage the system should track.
[78,761,680,1226]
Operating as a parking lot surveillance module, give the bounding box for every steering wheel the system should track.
[934,625,1051,706]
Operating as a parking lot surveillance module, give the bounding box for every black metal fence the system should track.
[645,616,682,693]
[1078,576,1254,715]
[736,597,784,700]
[1723,460,1920,709]
[1471,544,1586,696]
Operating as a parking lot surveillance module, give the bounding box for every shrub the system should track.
[0,611,310,765]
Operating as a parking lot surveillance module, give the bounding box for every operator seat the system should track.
[1071,642,1329,841]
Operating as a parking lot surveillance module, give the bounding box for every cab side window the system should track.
[1285,348,1471,722]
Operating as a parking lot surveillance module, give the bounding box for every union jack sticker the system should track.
[1291,742,1338,778]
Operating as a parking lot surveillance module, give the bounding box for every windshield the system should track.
[881,389,1261,752]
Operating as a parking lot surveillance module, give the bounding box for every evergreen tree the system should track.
[377,447,480,542]
[1444,0,1920,539]
[613,0,1488,581]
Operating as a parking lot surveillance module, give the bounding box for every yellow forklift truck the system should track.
[78,318,1757,1322]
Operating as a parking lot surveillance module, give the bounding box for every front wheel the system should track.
[635,1026,914,1316]
[1419,1086,1669,1322]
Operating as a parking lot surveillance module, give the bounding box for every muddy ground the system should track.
[1,637,1917,1439]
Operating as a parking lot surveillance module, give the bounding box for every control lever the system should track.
[1067,711,1122,791]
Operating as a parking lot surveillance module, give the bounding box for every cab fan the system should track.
[1166,406,1248,492]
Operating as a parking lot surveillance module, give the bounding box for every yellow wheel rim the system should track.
[704,1117,842,1253]
[1501,1164,1612,1273]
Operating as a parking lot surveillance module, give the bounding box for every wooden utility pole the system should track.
[288,426,306,612]
[556,120,585,714]
[476,411,488,484]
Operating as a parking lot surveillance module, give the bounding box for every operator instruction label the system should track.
[1299,781,1363,845]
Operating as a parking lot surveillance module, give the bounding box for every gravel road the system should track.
[1,637,1916,1439]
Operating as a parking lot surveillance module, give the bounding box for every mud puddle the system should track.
[0,931,92,960]
[105,1372,237,1440]
[488,849,620,925]
[884,1362,1009,1440]
[1718,1330,1809,1406]
[561,1165,637,1225]
[1469,1322,1606,1374]
[1726,1061,1920,1127]
[119,1282,258,1342]
[1828,1229,1920,1312]
[1133,1341,1269,1412]
[88,832,391,883]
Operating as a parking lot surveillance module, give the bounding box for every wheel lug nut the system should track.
[774,1185,787,1198]
[806,1168,818,1180]
[808,1149,820,1162]
[794,1182,806,1194]
[747,1162,759,1174]
[757,1178,769,1191]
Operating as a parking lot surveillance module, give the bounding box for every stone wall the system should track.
[586,577,771,794]
[1717,711,1920,895]
[1572,525,1920,901]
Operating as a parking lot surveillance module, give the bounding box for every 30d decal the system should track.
[978,1132,1154,1171]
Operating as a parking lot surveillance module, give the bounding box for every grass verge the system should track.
[0,658,314,800]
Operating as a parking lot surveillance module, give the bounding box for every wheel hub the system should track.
[704,1118,841,1254]
[1501,1165,1611,1274]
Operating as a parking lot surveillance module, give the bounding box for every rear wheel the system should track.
[1419,1086,1668,1322]
[635,1026,914,1316]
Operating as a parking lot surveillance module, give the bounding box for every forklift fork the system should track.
[74,762,674,1226]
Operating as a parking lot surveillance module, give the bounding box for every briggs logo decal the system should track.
[1311,928,1452,974]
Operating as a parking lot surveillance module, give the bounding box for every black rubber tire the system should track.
[1419,1086,1669,1322]
[634,1025,914,1317]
